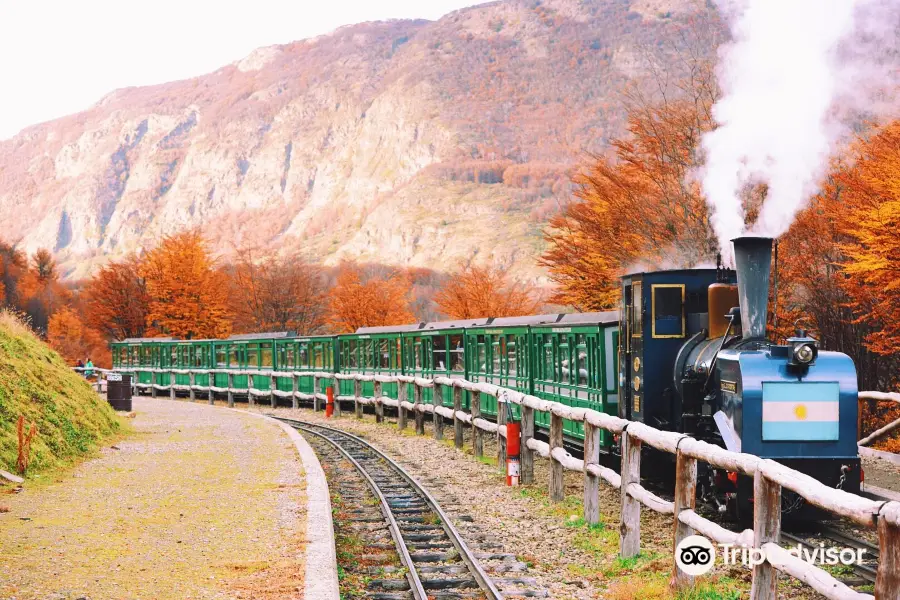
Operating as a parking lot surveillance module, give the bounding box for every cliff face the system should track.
[0,0,708,281]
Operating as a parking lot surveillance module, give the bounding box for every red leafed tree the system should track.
[47,306,111,368]
[139,230,233,339]
[82,254,150,340]
[434,264,542,319]
[327,262,415,333]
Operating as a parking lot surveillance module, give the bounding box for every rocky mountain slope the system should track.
[0,0,711,281]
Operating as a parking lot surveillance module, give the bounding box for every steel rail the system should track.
[780,530,877,584]
[294,423,429,600]
[276,416,504,600]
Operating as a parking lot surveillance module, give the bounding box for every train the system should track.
[112,236,861,520]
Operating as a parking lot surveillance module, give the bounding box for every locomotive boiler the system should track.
[619,236,861,519]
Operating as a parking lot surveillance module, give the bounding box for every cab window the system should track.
[652,284,685,338]
[632,282,643,337]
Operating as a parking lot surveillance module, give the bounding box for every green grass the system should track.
[0,311,121,479]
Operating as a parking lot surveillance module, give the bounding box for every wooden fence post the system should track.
[354,379,362,419]
[208,372,214,405]
[151,371,157,398]
[472,391,483,458]
[169,370,176,401]
[414,383,425,435]
[497,394,507,469]
[333,377,342,417]
[292,374,299,410]
[453,385,463,449]
[550,411,564,502]
[750,471,781,600]
[583,421,601,525]
[433,382,444,440]
[374,381,384,423]
[189,372,196,401]
[398,381,408,430]
[672,447,697,589]
[269,373,277,408]
[313,375,320,411]
[619,429,641,558]
[227,372,235,408]
[248,373,255,407]
[876,505,900,599]
[521,404,534,484]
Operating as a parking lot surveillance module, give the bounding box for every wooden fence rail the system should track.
[110,367,899,600]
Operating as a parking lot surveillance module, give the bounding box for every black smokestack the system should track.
[731,236,773,340]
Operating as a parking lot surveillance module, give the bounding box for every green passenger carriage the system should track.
[339,325,421,400]
[530,312,619,447]
[404,319,489,409]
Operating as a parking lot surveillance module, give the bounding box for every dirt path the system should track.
[0,399,307,600]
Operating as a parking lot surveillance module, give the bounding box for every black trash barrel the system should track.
[106,373,133,411]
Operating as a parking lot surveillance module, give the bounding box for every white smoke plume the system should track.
[701,0,900,259]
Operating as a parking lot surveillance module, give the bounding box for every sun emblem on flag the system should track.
[794,404,808,420]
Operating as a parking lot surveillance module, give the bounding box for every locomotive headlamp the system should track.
[794,343,816,364]
[787,331,819,369]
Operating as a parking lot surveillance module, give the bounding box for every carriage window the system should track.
[448,335,464,372]
[229,346,240,368]
[324,344,333,369]
[216,347,227,368]
[314,343,324,368]
[560,339,570,384]
[247,345,259,368]
[476,335,486,373]
[652,284,685,338]
[345,341,355,368]
[393,339,402,370]
[379,339,390,369]
[360,340,371,369]
[543,338,554,381]
[507,335,517,377]
[632,282,643,337]
[432,336,447,371]
[492,338,502,374]
[576,334,588,386]
[259,344,272,368]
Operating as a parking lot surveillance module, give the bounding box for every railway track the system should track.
[780,525,879,589]
[277,418,516,599]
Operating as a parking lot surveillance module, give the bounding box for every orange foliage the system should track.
[140,231,233,339]
[82,254,149,340]
[327,263,415,333]
[434,264,542,319]
[47,306,111,368]
[228,247,328,334]
[541,98,719,310]
[836,122,900,357]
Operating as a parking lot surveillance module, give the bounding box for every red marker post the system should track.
[325,386,335,418]
[506,421,521,486]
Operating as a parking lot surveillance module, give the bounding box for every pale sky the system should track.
[0,0,482,140]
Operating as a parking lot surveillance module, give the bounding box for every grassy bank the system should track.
[0,312,121,479]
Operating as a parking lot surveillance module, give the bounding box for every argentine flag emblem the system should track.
[761,382,840,441]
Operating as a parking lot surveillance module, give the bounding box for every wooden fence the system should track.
[113,366,899,600]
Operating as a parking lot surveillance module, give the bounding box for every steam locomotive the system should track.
[619,236,861,518]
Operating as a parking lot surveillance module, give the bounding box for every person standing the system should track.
[84,358,94,379]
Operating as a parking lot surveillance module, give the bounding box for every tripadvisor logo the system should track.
[675,534,868,575]
[676,535,716,575]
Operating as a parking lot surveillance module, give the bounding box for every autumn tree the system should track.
[228,246,328,334]
[837,121,900,358]
[435,263,542,319]
[82,254,150,340]
[140,231,233,339]
[327,262,415,333]
[48,306,111,368]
